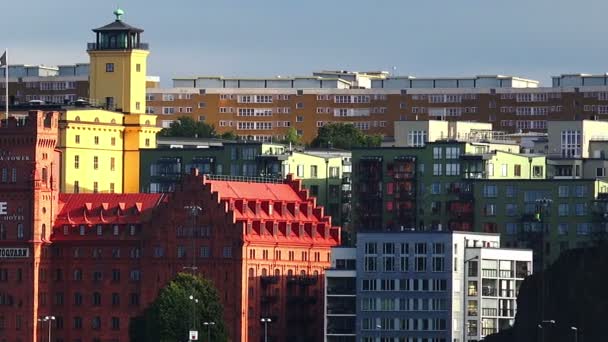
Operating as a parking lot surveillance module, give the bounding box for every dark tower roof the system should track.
[92,8,143,33]
[93,20,143,33]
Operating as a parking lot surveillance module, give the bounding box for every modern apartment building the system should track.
[352,127,608,269]
[325,247,357,342]
[353,231,532,342]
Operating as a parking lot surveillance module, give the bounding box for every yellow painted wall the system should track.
[88,49,149,114]
[58,109,125,193]
[123,114,160,192]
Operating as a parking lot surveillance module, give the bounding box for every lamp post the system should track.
[260,317,272,342]
[189,295,199,341]
[38,316,55,342]
[537,320,555,342]
[203,321,215,342]
[571,326,578,342]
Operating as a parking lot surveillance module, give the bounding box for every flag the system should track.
[0,51,5,67]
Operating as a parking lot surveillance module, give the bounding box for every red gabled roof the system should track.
[55,193,166,226]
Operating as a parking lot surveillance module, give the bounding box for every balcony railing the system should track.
[482,287,497,296]
[482,307,498,316]
[499,309,515,317]
[482,327,497,336]
[482,269,498,277]
[499,289,515,297]
[87,42,150,51]
[499,270,514,278]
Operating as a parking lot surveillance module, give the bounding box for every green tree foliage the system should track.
[159,116,236,140]
[310,123,382,149]
[280,127,301,145]
[129,273,228,342]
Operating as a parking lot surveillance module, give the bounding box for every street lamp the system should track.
[260,317,272,342]
[537,320,555,342]
[571,326,578,342]
[38,316,55,342]
[203,321,215,342]
[189,295,199,341]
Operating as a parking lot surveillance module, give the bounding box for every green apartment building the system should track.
[139,140,351,225]
[352,140,608,267]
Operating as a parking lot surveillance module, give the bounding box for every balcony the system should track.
[482,327,497,336]
[482,308,498,316]
[482,269,498,278]
[260,276,280,285]
[499,270,514,278]
[287,275,317,286]
[482,287,497,297]
[87,42,149,51]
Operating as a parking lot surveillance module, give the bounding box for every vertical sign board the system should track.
[189,330,198,341]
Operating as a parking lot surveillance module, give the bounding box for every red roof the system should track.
[55,193,165,226]
[205,180,302,202]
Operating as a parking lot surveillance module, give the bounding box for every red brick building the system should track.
[0,113,340,342]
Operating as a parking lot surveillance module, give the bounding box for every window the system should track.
[105,63,114,72]
[487,163,494,177]
[433,147,442,159]
[558,223,568,235]
[93,156,99,170]
[73,316,83,329]
[483,185,497,198]
[297,164,304,177]
[514,164,521,177]
[561,130,581,157]
[75,135,80,144]
[433,164,442,176]
[73,181,79,193]
[445,163,460,176]
[74,155,79,169]
[310,165,318,178]
[501,164,508,177]
[94,136,99,145]
[558,186,569,198]
[17,224,24,239]
[112,317,120,330]
[431,183,441,195]
[93,182,98,193]
[505,204,518,216]
[533,166,543,177]
[558,203,569,216]
[576,223,590,235]
[575,203,587,216]
[223,246,232,258]
[575,185,587,197]
[111,136,116,146]
[296,116,304,122]
[506,223,518,235]
[414,256,427,272]
[408,130,427,147]
[484,204,496,216]
[432,257,444,272]
[136,63,141,72]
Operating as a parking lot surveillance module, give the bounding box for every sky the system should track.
[2,0,608,86]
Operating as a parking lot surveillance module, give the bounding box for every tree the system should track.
[130,273,228,342]
[280,127,301,145]
[159,116,219,139]
[220,130,237,140]
[311,123,382,149]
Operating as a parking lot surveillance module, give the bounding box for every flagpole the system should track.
[4,49,7,121]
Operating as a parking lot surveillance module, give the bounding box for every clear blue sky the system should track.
[2,0,607,86]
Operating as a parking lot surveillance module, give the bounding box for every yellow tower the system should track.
[58,8,161,194]
[88,8,148,114]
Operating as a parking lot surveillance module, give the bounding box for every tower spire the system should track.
[113,7,124,21]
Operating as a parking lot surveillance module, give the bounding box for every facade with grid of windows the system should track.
[352,141,608,271]
[354,231,532,342]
